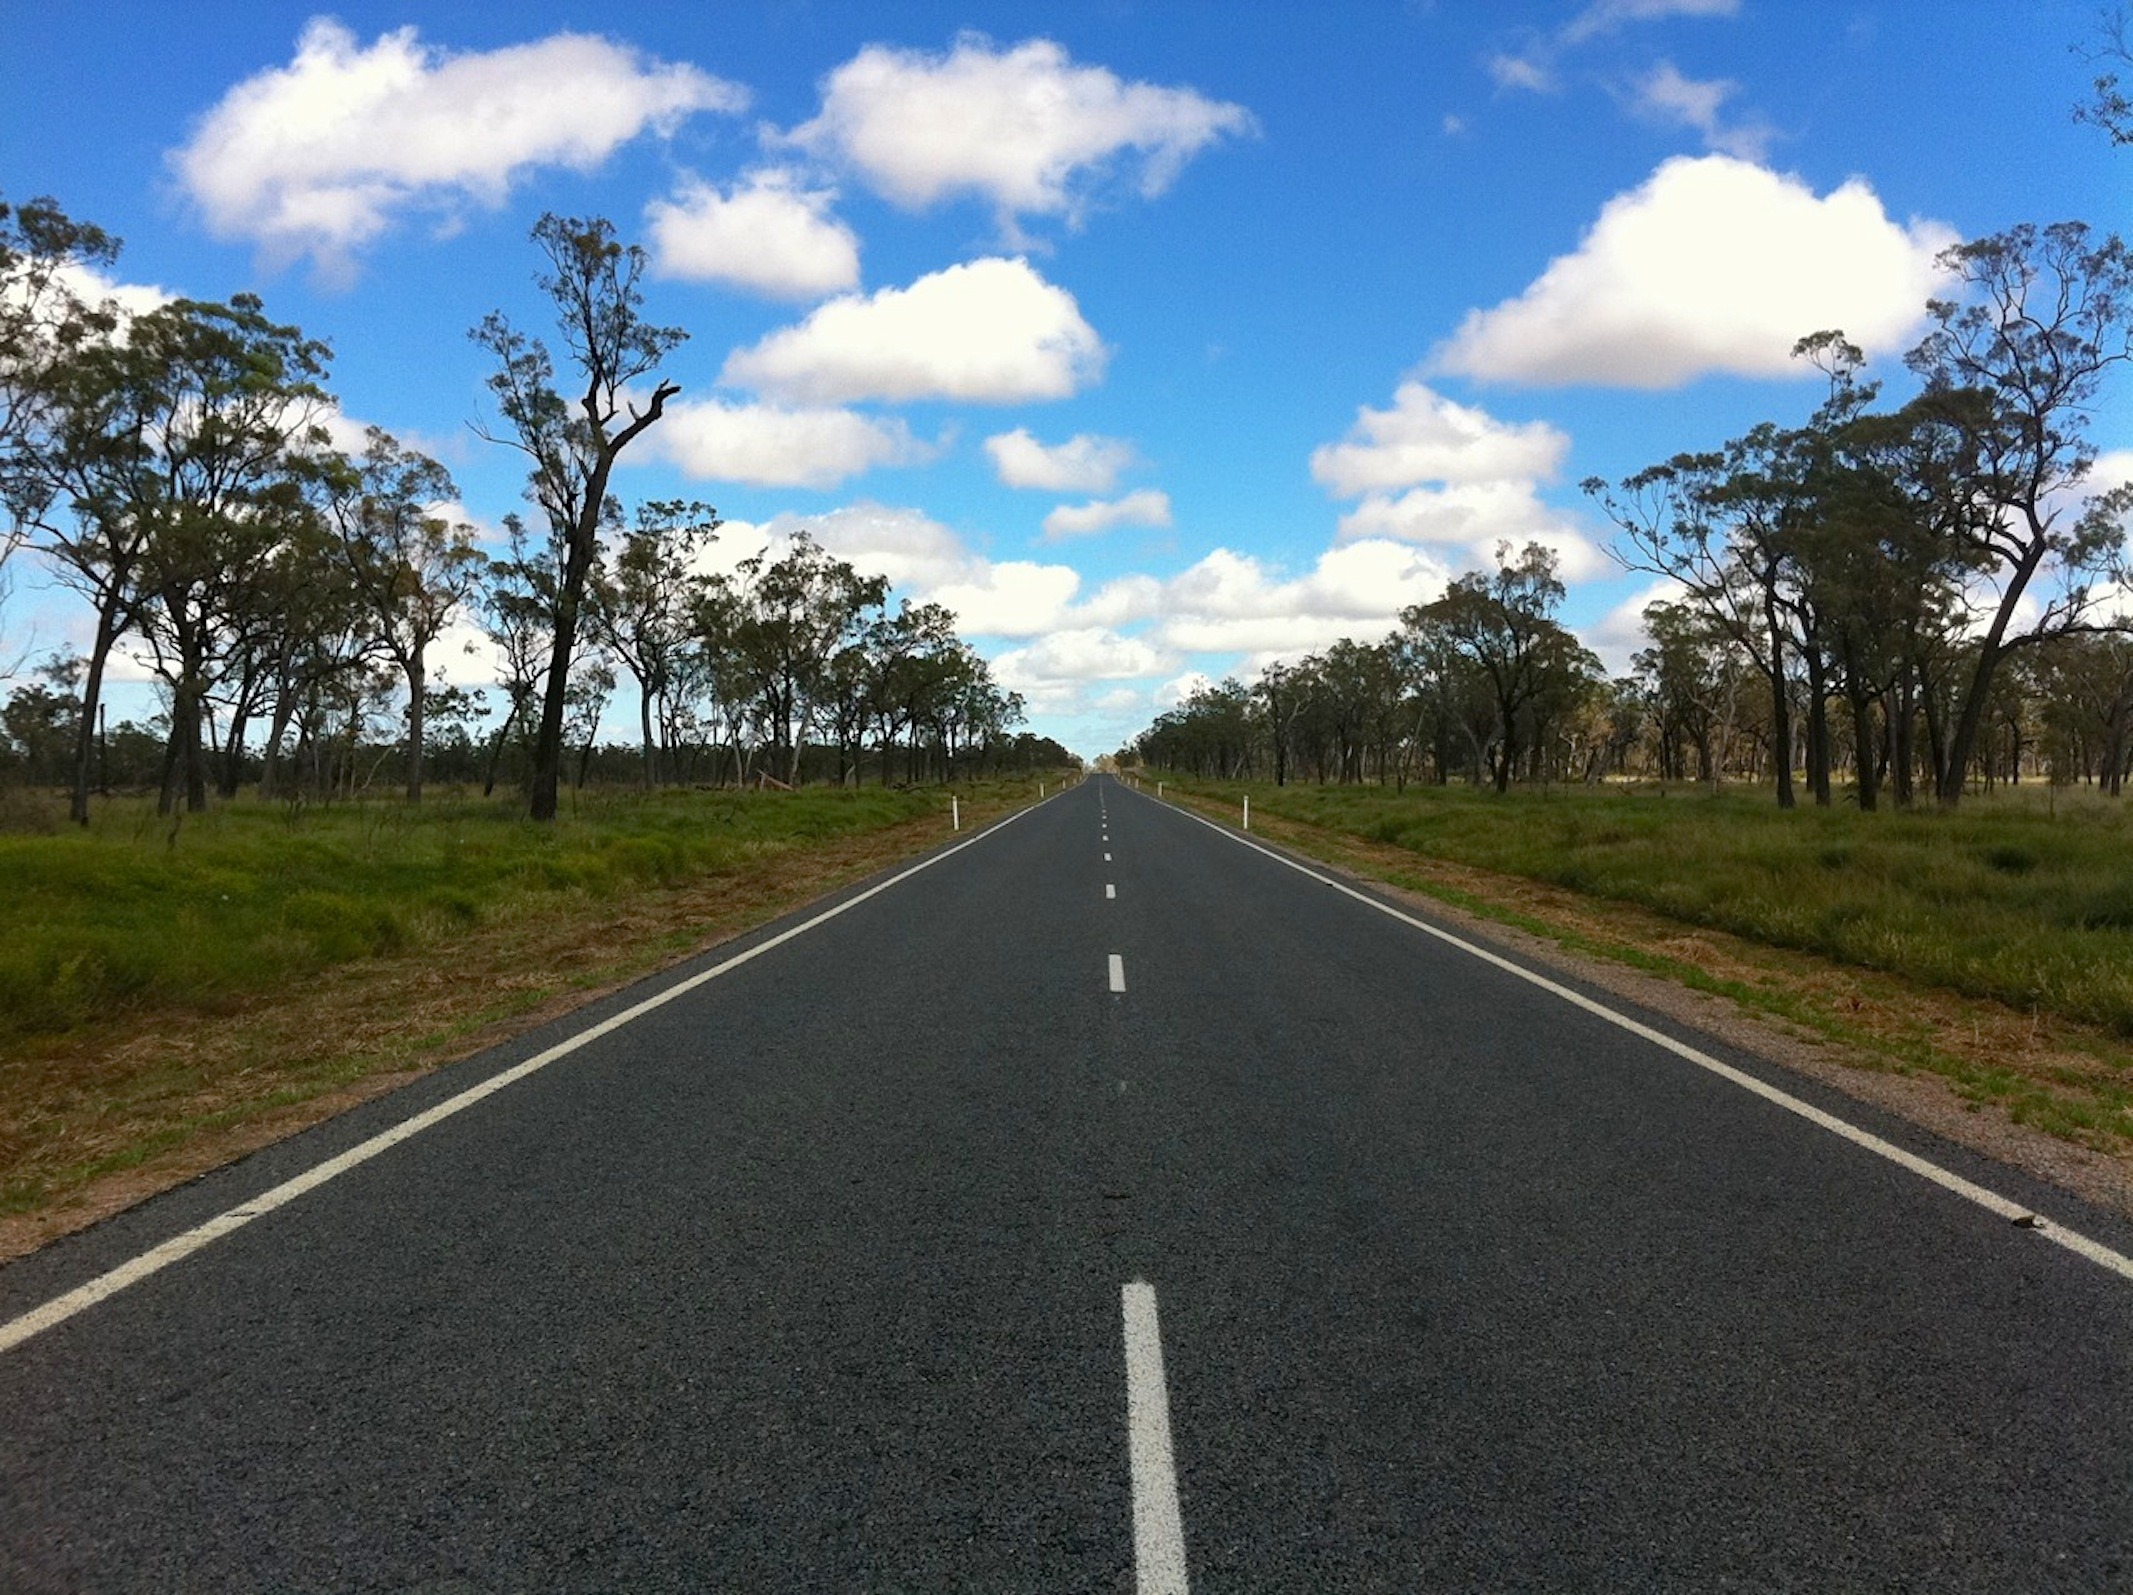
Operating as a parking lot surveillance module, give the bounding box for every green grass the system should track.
[0,782,998,1050]
[1166,776,2133,1039]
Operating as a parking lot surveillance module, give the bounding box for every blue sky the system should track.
[3,1,2125,757]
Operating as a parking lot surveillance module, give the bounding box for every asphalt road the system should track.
[4,773,2133,1591]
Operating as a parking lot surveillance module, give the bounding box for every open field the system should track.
[1155,775,2133,1160]
[1168,778,2133,1034]
[0,780,1054,1249]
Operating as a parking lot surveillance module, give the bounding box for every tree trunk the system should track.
[529,583,582,820]
[405,655,427,803]
[482,697,521,798]
[218,699,251,800]
[259,684,299,801]
[1848,684,1880,812]
[69,608,119,826]
[1764,600,1795,810]
[1804,644,1832,808]
[639,680,657,788]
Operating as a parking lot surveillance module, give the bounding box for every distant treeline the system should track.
[1128,227,2133,811]
[0,199,1066,822]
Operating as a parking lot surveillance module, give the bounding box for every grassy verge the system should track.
[1154,776,2133,1156]
[0,779,1056,1252]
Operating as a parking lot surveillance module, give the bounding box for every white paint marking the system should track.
[1109,954,1127,992]
[0,802,1050,1357]
[1105,852,1112,862]
[1122,1281,1190,1594]
[1154,795,2133,1287]
[1107,884,1117,900]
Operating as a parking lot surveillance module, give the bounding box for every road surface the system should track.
[4,774,2131,1590]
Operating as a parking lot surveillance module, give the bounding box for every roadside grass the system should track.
[1169,778,2133,1039]
[0,778,1055,1244]
[1154,776,2133,1158]
[0,783,963,1049]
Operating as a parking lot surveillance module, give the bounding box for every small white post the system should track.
[952,795,960,831]
[1039,781,1045,797]
[1157,781,1163,798]
[1242,794,1250,830]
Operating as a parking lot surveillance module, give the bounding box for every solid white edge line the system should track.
[1109,953,1128,992]
[1122,1280,1190,1595]
[0,797,1057,1357]
[1149,790,2133,1286]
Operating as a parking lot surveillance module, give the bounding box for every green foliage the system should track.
[0,785,966,1048]
[1172,777,2133,1037]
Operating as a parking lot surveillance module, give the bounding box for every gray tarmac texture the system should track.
[2,775,2130,1591]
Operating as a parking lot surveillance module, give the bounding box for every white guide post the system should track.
[952,795,960,831]
[1242,794,1249,831]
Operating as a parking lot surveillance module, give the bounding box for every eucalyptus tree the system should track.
[254,549,375,802]
[1253,659,1305,786]
[1401,542,1574,794]
[866,599,959,784]
[0,193,119,627]
[29,326,160,820]
[2039,633,2133,792]
[1903,222,2133,806]
[475,517,561,797]
[472,214,684,819]
[321,429,482,801]
[1634,600,1746,785]
[586,498,719,786]
[34,294,333,813]
[723,532,888,786]
[2077,4,2133,144]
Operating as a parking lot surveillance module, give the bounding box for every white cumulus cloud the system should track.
[721,256,1106,405]
[994,628,1177,686]
[1148,541,1453,656]
[984,427,1139,491]
[644,399,926,489]
[646,169,859,300]
[171,18,744,279]
[1335,484,1609,580]
[782,33,1255,225]
[51,261,176,320]
[1588,577,1692,673]
[1313,380,1603,578]
[1310,381,1570,496]
[1042,489,1172,541]
[930,561,1089,635]
[1433,155,1957,388]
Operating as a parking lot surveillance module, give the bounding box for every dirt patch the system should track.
[1176,793,2133,1223]
[0,802,1015,1263]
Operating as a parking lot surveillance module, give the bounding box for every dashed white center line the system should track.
[1106,884,1117,899]
[1122,1281,1189,1594]
[1108,954,1127,991]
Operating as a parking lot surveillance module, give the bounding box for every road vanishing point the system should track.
[4,774,2132,1590]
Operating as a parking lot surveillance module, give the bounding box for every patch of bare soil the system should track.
[0,805,1009,1263]
[1181,796,2133,1223]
